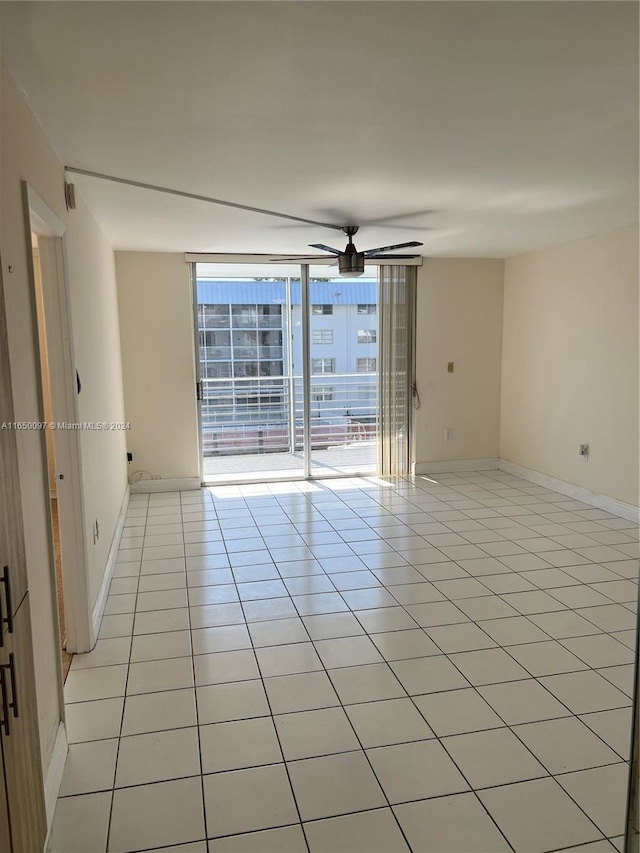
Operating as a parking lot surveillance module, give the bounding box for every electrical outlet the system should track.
[444,428,454,441]
[579,444,589,460]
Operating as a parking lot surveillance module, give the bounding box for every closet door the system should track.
[0,744,10,853]
[0,260,47,851]
[0,264,28,628]
[0,595,46,853]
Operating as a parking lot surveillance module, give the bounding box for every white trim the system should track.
[43,722,68,840]
[184,252,423,266]
[412,457,639,521]
[26,186,65,238]
[498,459,640,523]
[130,476,201,493]
[24,183,93,654]
[414,458,499,474]
[91,485,130,641]
[190,265,204,486]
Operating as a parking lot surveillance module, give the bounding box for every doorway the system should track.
[193,263,379,484]
[30,234,73,679]
[25,183,93,658]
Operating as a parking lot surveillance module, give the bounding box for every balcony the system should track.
[199,346,232,360]
[199,315,230,329]
[200,373,377,458]
[230,315,283,329]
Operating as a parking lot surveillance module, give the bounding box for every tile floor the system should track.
[48,471,638,853]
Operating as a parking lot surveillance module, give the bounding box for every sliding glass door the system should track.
[193,262,380,484]
[195,265,304,482]
[308,268,379,477]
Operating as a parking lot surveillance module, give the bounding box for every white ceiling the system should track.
[1,1,637,257]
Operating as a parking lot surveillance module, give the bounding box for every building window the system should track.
[312,304,333,315]
[312,358,336,374]
[312,329,334,345]
[357,357,377,373]
[199,304,230,329]
[357,304,376,314]
[200,329,231,348]
[231,304,258,321]
[357,384,376,399]
[205,361,232,379]
[312,386,334,402]
[259,361,283,377]
[233,361,259,378]
[357,329,376,344]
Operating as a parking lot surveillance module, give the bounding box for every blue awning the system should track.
[196,279,378,305]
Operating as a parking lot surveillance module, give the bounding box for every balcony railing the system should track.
[200,373,377,456]
[228,315,283,329]
[198,314,283,330]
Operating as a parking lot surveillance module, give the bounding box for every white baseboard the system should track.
[91,484,130,641]
[498,459,640,523]
[411,456,639,523]
[130,477,201,493]
[43,722,68,839]
[414,458,499,475]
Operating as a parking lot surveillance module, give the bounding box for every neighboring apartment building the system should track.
[196,277,379,453]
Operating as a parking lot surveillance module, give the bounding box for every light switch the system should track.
[447,362,454,373]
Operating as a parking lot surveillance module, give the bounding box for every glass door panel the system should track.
[307,270,379,477]
[195,264,304,483]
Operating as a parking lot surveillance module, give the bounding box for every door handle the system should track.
[0,566,13,636]
[0,653,18,737]
[0,665,8,736]
[6,654,18,722]
[0,654,18,736]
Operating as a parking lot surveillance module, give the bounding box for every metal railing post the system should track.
[301,265,312,478]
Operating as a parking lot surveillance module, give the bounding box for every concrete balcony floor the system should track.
[202,440,377,483]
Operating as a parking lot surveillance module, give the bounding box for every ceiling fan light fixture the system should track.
[338,253,365,277]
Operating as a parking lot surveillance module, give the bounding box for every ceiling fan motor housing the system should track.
[339,252,365,277]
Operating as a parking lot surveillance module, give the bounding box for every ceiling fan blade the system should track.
[309,243,341,254]
[363,241,424,257]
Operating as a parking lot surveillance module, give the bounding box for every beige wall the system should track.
[116,252,200,481]
[500,225,639,507]
[413,259,504,465]
[65,194,128,607]
[0,60,127,777]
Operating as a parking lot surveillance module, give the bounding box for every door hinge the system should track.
[196,380,203,402]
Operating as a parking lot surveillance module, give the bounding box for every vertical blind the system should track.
[378,265,417,478]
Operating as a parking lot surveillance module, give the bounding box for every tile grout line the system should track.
[181,488,212,853]
[218,493,313,853]
[104,492,148,853]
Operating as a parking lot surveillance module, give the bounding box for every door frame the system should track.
[189,256,420,485]
[190,263,205,485]
[22,182,93,654]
